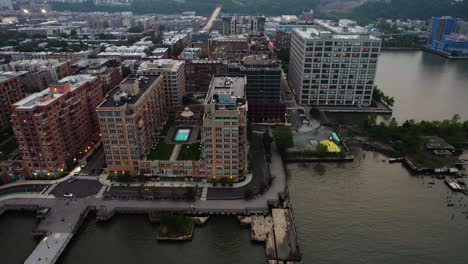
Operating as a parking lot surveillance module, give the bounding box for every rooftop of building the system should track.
[98,74,159,108]
[293,27,380,40]
[13,75,97,109]
[152,47,169,54]
[314,19,367,34]
[242,55,280,67]
[138,59,184,71]
[0,71,28,82]
[205,75,246,108]
[8,59,70,67]
[213,34,249,41]
[183,47,201,52]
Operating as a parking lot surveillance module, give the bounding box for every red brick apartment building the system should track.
[97,75,167,175]
[0,75,25,132]
[185,60,227,92]
[10,75,103,178]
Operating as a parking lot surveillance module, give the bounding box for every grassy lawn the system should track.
[159,115,175,137]
[177,142,201,160]
[0,137,18,160]
[147,139,174,160]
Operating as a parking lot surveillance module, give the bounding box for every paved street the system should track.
[51,178,102,198]
[81,147,106,175]
[0,184,49,197]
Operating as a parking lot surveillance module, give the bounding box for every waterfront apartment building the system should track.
[428,17,458,44]
[229,56,284,122]
[97,75,167,175]
[11,75,103,178]
[202,75,248,180]
[289,26,381,106]
[137,60,185,107]
[0,74,25,132]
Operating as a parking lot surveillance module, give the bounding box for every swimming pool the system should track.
[174,128,191,142]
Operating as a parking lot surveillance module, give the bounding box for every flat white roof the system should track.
[293,27,380,41]
[13,75,96,109]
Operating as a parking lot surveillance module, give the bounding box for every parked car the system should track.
[63,193,74,198]
[73,171,80,176]
[67,178,77,184]
[80,162,87,168]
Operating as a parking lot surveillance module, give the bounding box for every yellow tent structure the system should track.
[320,140,341,152]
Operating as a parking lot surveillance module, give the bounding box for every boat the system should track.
[445,179,462,192]
[388,157,404,163]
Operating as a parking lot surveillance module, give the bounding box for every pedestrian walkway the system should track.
[99,173,253,189]
[96,185,108,198]
[74,176,100,181]
[169,144,182,161]
[200,187,208,201]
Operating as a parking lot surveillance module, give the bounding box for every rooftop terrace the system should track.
[205,75,246,110]
[98,75,160,108]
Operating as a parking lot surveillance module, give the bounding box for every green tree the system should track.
[273,125,294,155]
[309,107,320,119]
[117,172,133,182]
[137,173,145,182]
[151,188,160,199]
[183,187,196,201]
[128,26,143,33]
[121,66,131,78]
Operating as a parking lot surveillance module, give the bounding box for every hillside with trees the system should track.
[352,0,468,20]
[52,0,323,15]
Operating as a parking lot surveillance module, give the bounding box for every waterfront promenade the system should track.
[0,143,287,264]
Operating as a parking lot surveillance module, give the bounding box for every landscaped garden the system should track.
[177,142,201,160]
[147,138,175,160]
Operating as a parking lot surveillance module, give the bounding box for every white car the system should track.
[80,162,87,168]
[63,193,74,198]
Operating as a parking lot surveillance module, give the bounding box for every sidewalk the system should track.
[0,167,82,190]
[99,173,253,189]
[0,193,55,202]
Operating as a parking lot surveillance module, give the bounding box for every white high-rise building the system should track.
[137,59,186,107]
[289,21,381,106]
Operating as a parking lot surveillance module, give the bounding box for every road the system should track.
[202,5,222,32]
[81,147,106,176]
[51,178,102,198]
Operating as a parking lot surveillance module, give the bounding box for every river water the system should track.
[1,51,467,264]
[376,50,468,123]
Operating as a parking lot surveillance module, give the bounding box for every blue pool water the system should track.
[175,129,191,142]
